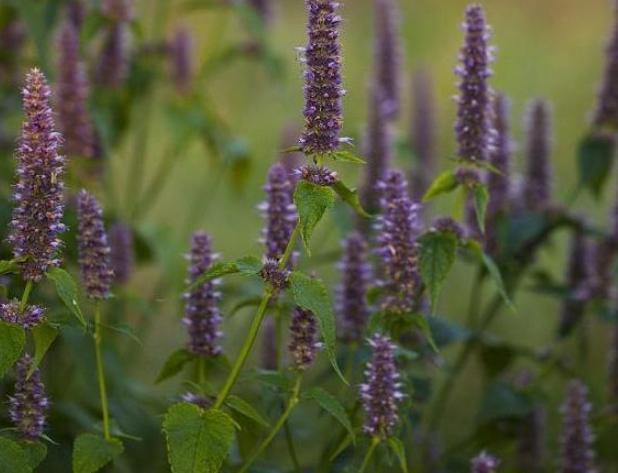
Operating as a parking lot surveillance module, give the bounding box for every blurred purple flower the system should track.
[487,94,512,217]
[0,301,45,330]
[109,222,134,284]
[373,0,401,119]
[181,392,213,410]
[592,1,618,129]
[101,0,134,22]
[288,306,320,370]
[523,99,553,210]
[96,23,129,88]
[249,0,273,25]
[68,1,87,30]
[410,69,436,202]
[470,452,500,473]
[297,164,338,186]
[169,26,194,94]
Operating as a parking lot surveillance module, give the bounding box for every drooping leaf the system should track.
[417,232,458,313]
[481,252,515,311]
[20,441,47,469]
[47,268,86,327]
[288,272,346,383]
[0,321,25,379]
[577,132,615,198]
[225,395,270,428]
[410,313,439,353]
[304,387,355,442]
[28,323,58,378]
[163,403,235,473]
[387,437,409,473]
[72,433,124,473]
[156,349,196,384]
[294,180,335,253]
[422,170,459,201]
[332,180,371,218]
[472,183,489,234]
[0,437,30,473]
[330,150,366,164]
[185,256,262,292]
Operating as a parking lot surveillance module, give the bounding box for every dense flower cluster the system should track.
[524,99,553,210]
[410,69,436,202]
[373,0,401,119]
[297,164,338,186]
[470,452,500,473]
[109,222,134,284]
[259,259,289,290]
[288,307,320,370]
[0,301,45,330]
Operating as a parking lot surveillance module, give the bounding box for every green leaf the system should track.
[332,180,371,218]
[288,272,346,384]
[422,170,459,201]
[472,183,489,234]
[225,395,270,428]
[156,349,196,384]
[294,180,335,253]
[163,403,235,473]
[417,232,458,313]
[47,268,86,327]
[185,256,262,292]
[20,441,47,469]
[478,381,532,424]
[0,321,25,378]
[28,323,58,378]
[0,259,23,275]
[387,437,409,473]
[304,387,355,442]
[410,313,438,353]
[72,433,124,473]
[0,437,31,473]
[577,132,615,198]
[481,253,515,311]
[330,150,366,164]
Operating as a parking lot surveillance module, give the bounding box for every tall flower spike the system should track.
[523,99,553,210]
[360,333,403,438]
[68,1,86,30]
[183,231,222,357]
[8,69,66,282]
[471,452,500,473]
[101,0,134,22]
[288,307,320,370]
[169,26,193,94]
[9,354,50,441]
[96,23,129,88]
[559,380,597,473]
[455,4,495,163]
[376,170,422,313]
[57,20,95,159]
[109,222,134,284]
[77,190,114,299]
[410,69,437,202]
[299,0,344,155]
[336,232,371,343]
[517,405,546,472]
[592,1,618,129]
[373,0,401,119]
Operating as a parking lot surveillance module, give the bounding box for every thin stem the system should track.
[465,269,484,327]
[358,437,380,473]
[238,376,302,473]
[94,301,111,440]
[278,223,300,271]
[196,357,206,387]
[283,415,301,473]
[19,280,33,312]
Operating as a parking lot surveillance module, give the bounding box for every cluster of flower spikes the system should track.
[0,301,45,330]
[9,354,50,440]
[360,333,403,438]
[183,231,223,357]
[299,0,344,155]
[8,69,66,282]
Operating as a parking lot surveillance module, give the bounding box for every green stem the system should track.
[196,357,206,387]
[278,223,300,271]
[19,280,33,313]
[283,415,301,473]
[238,376,302,473]
[358,437,380,473]
[94,302,111,440]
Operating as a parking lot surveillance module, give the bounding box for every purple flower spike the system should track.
[297,164,338,186]
[261,316,277,370]
[288,307,320,370]
[68,1,87,30]
[524,99,553,210]
[471,452,500,473]
[336,232,371,343]
[9,354,50,441]
[376,170,422,314]
[183,231,222,357]
[410,69,436,202]
[101,0,134,22]
[8,69,66,282]
[592,2,618,129]
[360,333,403,439]
[169,26,194,94]
[559,380,597,473]
[455,4,495,163]
[77,190,114,299]
[96,23,129,88]
[249,0,274,25]
[517,406,546,473]
[57,20,95,159]
[487,94,512,216]
[109,222,134,284]
[373,0,401,119]
[0,301,45,330]
[299,0,344,155]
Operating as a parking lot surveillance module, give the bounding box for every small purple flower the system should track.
[109,222,134,284]
[183,231,222,357]
[431,217,465,243]
[297,164,338,186]
[77,190,114,300]
[360,333,403,438]
[523,99,553,210]
[336,232,371,343]
[299,0,344,155]
[592,2,618,129]
[169,26,193,94]
[0,301,45,330]
[471,452,500,473]
[8,69,66,282]
[373,0,401,119]
[559,380,597,473]
[57,20,95,159]
[288,307,320,370]
[96,23,129,88]
[454,4,495,163]
[259,259,289,290]
[9,354,50,441]
[181,392,213,410]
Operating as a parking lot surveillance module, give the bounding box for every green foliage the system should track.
[472,183,489,234]
[225,395,270,428]
[477,381,532,424]
[422,170,459,201]
[417,231,458,313]
[0,437,31,473]
[294,180,335,253]
[163,403,235,473]
[481,252,515,311]
[21,441,47,470]
[330,150,366,164]
[332,180,371,218]
[303,387,355,442]
[72,434,124,473]
[46,268,86,328]
[577,132,615,198]
[28,323,58,378]
[0,320,25,378]
[155,349,195,384]
[387,438,409,473]
[185,256,262,292]
[0,259,24,275]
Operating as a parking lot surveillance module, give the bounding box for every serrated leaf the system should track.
[387,438,409,473]
[577,132,615,198]
[163,403,235,473]
[72,433,124,473]
[0,321,25,378]
[422,170,459,201]
[185,256,262,292]
[472,183,489,234]
[47,268,86,327]
[330,150,366,164]
[20,441,47,469]
[304,387,354,442]
[332,180,371,218]
[156,349,195,384]
[28,323,58,378]
[294,180,335,253]
[225,395,270,428]
[0,437,30,473]
[481,253,515,311]
[410,313,438,353]
[288,272,346,384]
[417,232,458,313]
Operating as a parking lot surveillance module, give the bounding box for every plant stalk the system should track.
[19,280,33,313]
[358,437,380,473]
[94,301,111,440]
